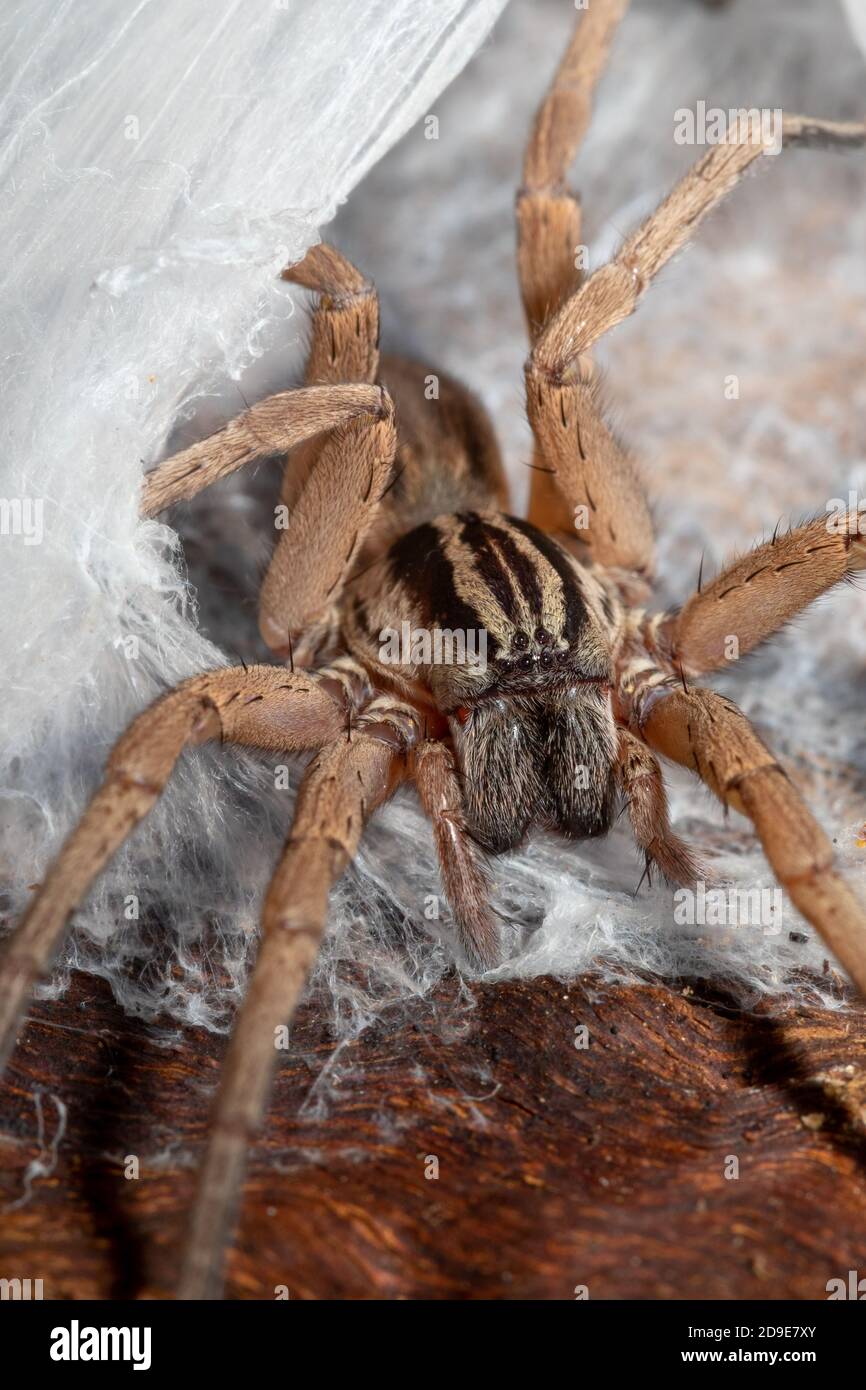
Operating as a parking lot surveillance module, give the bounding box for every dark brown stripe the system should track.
[507,515,587,643]
[483,518,545,617]
[458,512,522,625]
[387,522,490,651]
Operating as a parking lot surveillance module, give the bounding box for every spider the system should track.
[1,0,865,1300]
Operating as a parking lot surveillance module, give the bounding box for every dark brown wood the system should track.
[1,968,865,1300]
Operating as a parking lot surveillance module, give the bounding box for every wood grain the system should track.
[1,969,865,1300]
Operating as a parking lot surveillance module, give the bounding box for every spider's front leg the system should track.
[524,53,864,573]
[140,382,385,518]
[533,115,866,379]
[280,242,379,402]
[517,0,647,553]
[141,242,395,660]
[258,243,387,654]
[178,697,422,1300]
[629,682,866,996]
[0,661,370,1074]
[141,376,396,663]
[517,0,628,339]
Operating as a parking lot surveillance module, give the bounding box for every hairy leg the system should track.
[178,697,421,1299]
[0,662,370,1072]
[258,391,397,653]
[281,243,380,404]
[142,244,390,658]
[254,245,386,653]
[533,115,866,374]
[518,0,637,543]
[275,244,381,524]
[616,728,702,885]
[633,684,866,995]
[413,738,498,969]
[140,384,384,517]
[653,512,866,676]
[526,360,654,576]
[257,248,391,650]
[282,253,508,564]
[518,0,629,339]
[526,115,865,574]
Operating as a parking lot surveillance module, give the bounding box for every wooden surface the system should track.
[1,968,865,1300]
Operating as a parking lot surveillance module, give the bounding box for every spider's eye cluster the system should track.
[503,625,567,677]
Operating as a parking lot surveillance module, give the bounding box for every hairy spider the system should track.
[1,0,865,1299]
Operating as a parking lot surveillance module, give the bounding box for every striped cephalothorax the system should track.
[3,0,865,1301]
[346,511,621,853]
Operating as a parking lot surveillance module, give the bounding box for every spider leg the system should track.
[518,0,638,544]
[178,697,421,1300]
[518,0,628,340]
[631,682,866,996]
[280,243,379,421]
[0,661,370,1074]
[616,728,704,885]
[532,114,866,374]
[285,247,508,542]
[526,114,865,574]
[651,511,866,677]
[255,244,386,652]
[258,389,396,651]
[413,739,498,969]
[140,383,385,517]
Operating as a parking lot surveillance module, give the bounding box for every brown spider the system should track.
[1,0,865,1299]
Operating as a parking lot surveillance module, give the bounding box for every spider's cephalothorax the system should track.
[2,0,865,1301]
[345,510,621,851]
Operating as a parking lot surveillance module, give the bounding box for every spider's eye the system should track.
[453,705,471,726]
